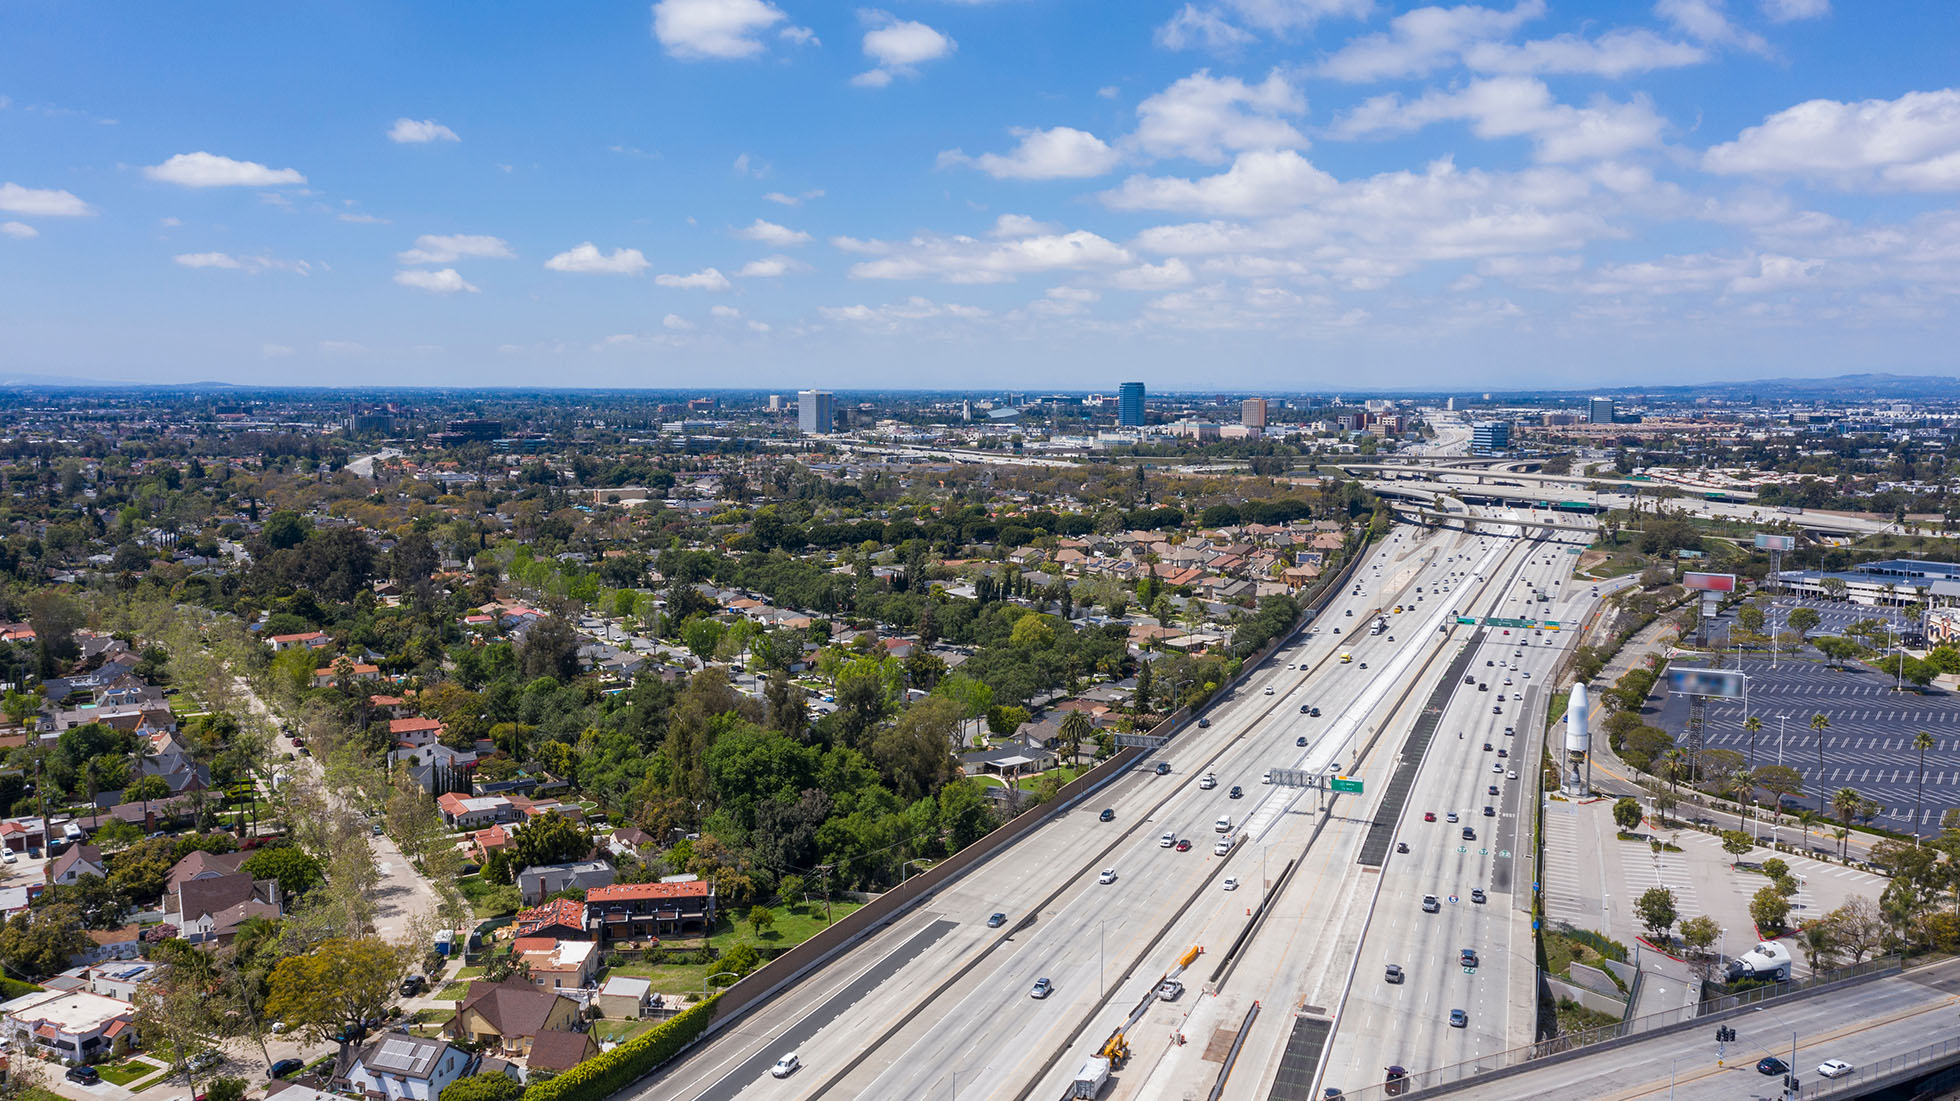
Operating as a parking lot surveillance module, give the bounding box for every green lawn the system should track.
[592,1019,659,1044]
[434,981,472,1001]
[456,875,519,916]
[708,901,863,952]
[604,959,720,997]
[95,1058,165,1086]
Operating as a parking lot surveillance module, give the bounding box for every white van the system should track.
[1214,815,1232,833]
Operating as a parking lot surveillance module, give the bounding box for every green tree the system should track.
[1720,829,1754,868]
[1634,886,1678,941]
[747,905,775,937]
[205,1079,247,1101]
[1914,731,1936,840]
[1057,710,1093,765]
[125,773,172,821]
[1815,636,1862,669]
[0,904,90,978]
[1612,797,1643,833]
[1786,606,1821,634]
[1750,883,1792,934]
[716,942,761,982]
[682,617,726,662]
[1753,765,1804,831]
[440,1073,526,1101]
[263,937,406,1049]
[1831,787,1863,858]
[507,812,593,873]
[241,846,325,898]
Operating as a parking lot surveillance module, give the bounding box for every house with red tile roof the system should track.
[389,717,445,748]
[267,631,331,651]
[585,879,715,940]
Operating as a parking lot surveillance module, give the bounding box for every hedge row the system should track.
[0,977,42,999]
[521,995,719,1101]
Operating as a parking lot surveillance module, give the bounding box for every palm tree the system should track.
[1811,712,1831,788]
[1743,714,1763,773]
[1914,731,1936,843]
[1826,779,1858,858]
[1797,809,1821,854]
[1057,710,1093,767]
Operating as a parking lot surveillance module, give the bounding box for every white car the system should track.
[1160,832,1176,848]
[1264,686,1274,695]
[771,1053,801,1079]
[1098,868,1118,884]
[1222,876,1239,891]
[1817,1060,1853,1079]
[1199,774,1217,789]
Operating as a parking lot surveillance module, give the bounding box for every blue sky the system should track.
[4,0,1959,391]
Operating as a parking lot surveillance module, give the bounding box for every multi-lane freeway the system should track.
[634,509,1608,1101]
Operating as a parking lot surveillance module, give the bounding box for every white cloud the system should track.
[747,319,773,332]
[1728,253,1823,293]
[399,234,514,265]
[261,343,295,357]
[1319,0,1546,82]
[394,268,479,294]
[159,217,181,227]
[1703,89,1960,190]
[0,182,93,216]
[1333,77,1667,163]
[652,0,791,59]
[733,218,812,246]
[1157,0,1372,51]
[1103,150,1338,217]
[737,254,808,277]
[656,267,733,290]
[820,296,991,331]
[1111,258,1196,290]
[840,228,1132,283]
[0,221,36,239]
[1761,0,1827,20]
[991,214,1061,238]
[388,118,460,144]
[143,152,305,188]
[711,304,742,319]
[173,251,311,274]
[1655,0,1769,54]
[780,24,819,46]
[762,189,824,205]
[338,211,391,224]
[854,12,955,87]
[733,153,769,177]
[1463,28,1707,77]
[544,242,651,274]
[319,340,370,355]
[1132,70,1307,163]
[939,126,1122,180]
[663,313,695,330]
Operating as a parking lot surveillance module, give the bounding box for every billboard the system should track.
[1754,533,1797,552]
[1683,572,1737,593]
[1668,668,1746,699]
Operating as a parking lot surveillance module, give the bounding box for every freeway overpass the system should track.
[1362,477,1909,539]
[1334,461,1760,501]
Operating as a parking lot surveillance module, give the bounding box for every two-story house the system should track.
[583,879,716,941]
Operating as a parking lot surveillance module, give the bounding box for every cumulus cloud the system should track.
[711,304,742,319]
[656,267,733,290]
[261,343,295,357]
[144,152,306,188]
[854,12,955,87]
[762,189,825,205]
[1333,77,1667,163]
[1104,150,1338,217]
[938,127,1122,180]
[819,296,991,331]
[0,221,36,239]
[1111,258,1197,290]
[1462,28,1707,77]
[1132,70,1307,163]
[544,242,651,274]
[733,218,812,246]
[652,0,804,59]
[398,234,515,265]
[1703,89,1960,190]
[1655,0,1769,54]
[737,255,807,277]
[1156,0,1372,51]
[0,182,93,217]
[394,268,479,294]
[173,251,311,274]
[838,227,1132,283]
[388,118,460,143]
[1761,0,1827,19]
[1319,0,1546,82]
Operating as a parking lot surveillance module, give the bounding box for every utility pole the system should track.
[816,863,834,924]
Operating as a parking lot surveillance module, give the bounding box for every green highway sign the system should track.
[1565,548,1581,555]
[1331,777,1364,794]
[1484,617,1536,628]
[1456,616,1478,625]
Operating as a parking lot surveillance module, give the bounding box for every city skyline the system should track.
[5,1,1959,388]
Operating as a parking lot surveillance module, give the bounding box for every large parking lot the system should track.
[1700,597,1914,648]
[1657,655,1960,834]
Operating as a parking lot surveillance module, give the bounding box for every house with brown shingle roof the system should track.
[443,978,584,1063]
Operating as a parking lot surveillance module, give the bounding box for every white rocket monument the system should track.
[1562,683,1591,794]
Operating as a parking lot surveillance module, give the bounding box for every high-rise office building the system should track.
[1588,397,1616,425]
[1118,382,1146,427]
[798,390,836,435]
[1471,421,1511,452]
[1241,398,1268,428]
